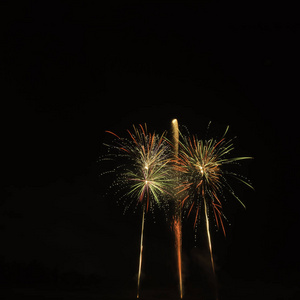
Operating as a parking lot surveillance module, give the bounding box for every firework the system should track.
[104,124,173,298]
[173,125,253,293]
[172,119,179,157]
[171,119,183,298]
[103,122,253,299]
[137,208,145,299]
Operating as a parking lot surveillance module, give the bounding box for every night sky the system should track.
[2,2,300,299]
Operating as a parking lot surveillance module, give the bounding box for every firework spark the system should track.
[104,124,172,298]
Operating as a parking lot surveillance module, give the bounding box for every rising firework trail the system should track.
[173,125,254,298]
[104,124,172,298]
[204,199,215,275]
[172,119,179,157]
[171,119,183,299]
[137,206,145,299]
[173,217,183,299]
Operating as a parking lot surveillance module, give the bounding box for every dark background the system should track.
[1,1,299,299]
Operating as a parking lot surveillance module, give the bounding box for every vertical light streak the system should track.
[204,199,219,300]
[172,118,183,298]
[174,218,183,299]
[204,199,215,275]
[172,119,179,157]
[137,206,145,299]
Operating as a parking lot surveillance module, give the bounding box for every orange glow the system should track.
[172,118,183,299]
[173,218,183,299]
[105,130,120,139]
[172,119,179,157]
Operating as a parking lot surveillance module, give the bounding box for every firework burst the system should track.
[172,125,253,297]
[105,124,173,212]
[104,124,173,298]
[102,122,253,299]
[174,126,253,235]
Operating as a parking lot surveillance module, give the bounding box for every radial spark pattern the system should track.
[104,124,173,213]
[173,126,254,235]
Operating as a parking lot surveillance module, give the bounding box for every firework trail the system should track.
[172,217,183,299]
[172,119,179,156]
[104,124,172,298]
[171,119,183,299]
[137,206,145,299]
[173,125,253,297]
[204,199,215,275]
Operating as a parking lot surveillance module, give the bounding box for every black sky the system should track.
[1,1,300,299]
